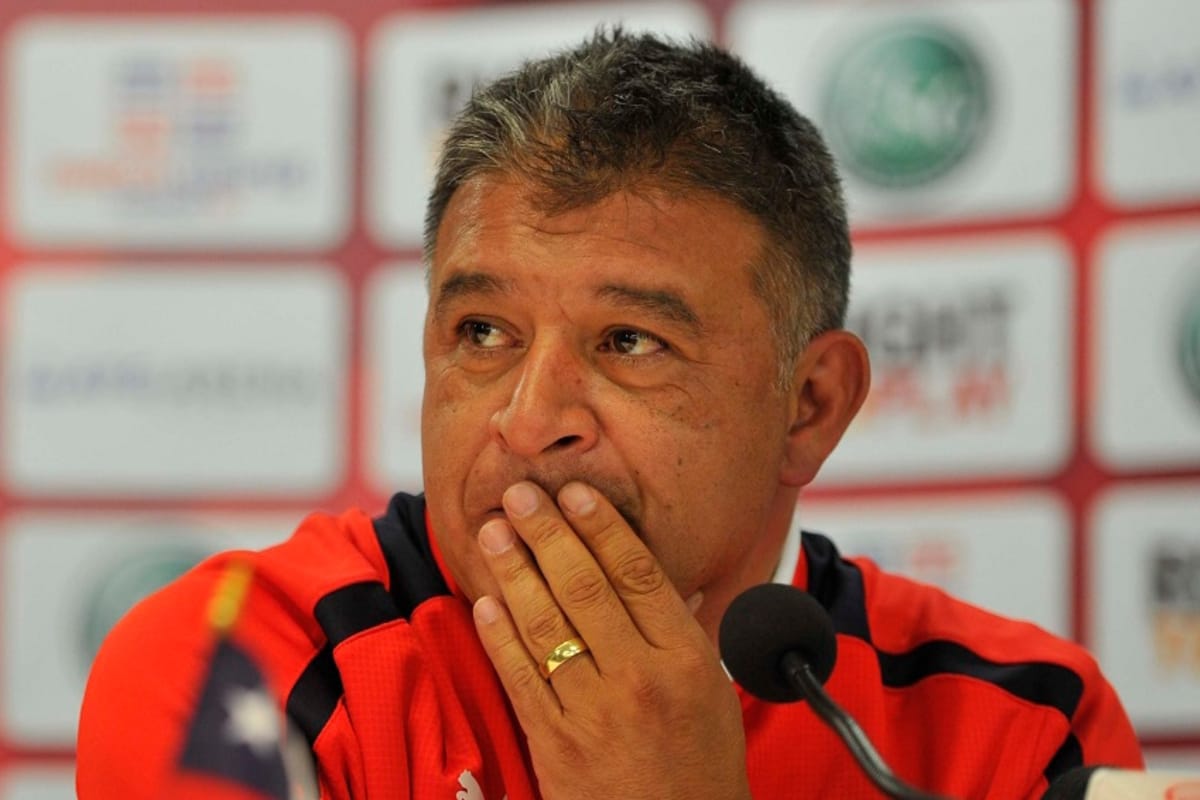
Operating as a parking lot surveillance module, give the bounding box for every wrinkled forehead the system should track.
[430,158,746,245]
[424,171,776,341]
[431,168,764,256]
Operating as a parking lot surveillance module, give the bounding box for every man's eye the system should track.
[604,329,666,357]
[460,320,510,349]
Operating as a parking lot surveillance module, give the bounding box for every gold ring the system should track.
[540,637,589,679]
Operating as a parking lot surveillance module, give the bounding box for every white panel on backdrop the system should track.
[1093,221,1200,470]
[1097,0,1200,207]
[798,492,1070,636]
[1,266,348,496]
[4,17,351,249]
[1091,483,1200,735]
[1,512,296,745]
[1145,749,1200,775]
[0,767,75,800]
[727,0,1076,228]
[367,1,711,247]
[814,235,1073,484]
[365,264,427,495]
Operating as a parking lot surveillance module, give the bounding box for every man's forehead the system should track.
[433,170,758,251]
[427,170,769,315]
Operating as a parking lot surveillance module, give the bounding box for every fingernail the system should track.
[474,596,502,625]
[559,482,595,516]
[479,519,514,554]
[504,483,538,517]
[686,591,704,615]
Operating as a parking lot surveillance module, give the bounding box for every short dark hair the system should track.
[425,28,850,379]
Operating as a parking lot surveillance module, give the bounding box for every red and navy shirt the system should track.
[77,492,1142,799]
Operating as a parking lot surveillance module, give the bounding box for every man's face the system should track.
[421,173,801,631]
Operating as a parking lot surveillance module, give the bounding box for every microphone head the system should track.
[718,583,838,703]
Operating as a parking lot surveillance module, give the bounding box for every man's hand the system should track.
[471,480,752,800]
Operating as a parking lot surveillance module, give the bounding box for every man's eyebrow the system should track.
[431,271,514,317]
[596,284,703,333]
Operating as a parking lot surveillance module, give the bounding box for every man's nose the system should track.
[489,336,600,459]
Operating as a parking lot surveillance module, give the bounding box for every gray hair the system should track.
[424,28,851,382]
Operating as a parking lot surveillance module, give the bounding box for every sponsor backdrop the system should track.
[0,0,1197,790]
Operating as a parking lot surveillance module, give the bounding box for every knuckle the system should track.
[525,604,566,644]
[592,516,628,543]
[527,515,564,548]
[496,554,534,586]
[612,552,666,596]
[559,568,609,610]
[507,660,546,698]
[626,669,669,710]
[548,731,587,764]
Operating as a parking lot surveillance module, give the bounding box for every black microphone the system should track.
[719,583,953,800]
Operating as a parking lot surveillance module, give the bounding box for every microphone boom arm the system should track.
[782,652,952,800]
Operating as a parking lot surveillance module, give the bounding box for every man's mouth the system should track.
[466,475,645,540]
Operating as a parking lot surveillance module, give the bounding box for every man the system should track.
[77,29,1142,799]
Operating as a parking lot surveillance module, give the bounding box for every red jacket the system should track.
[77,493,1142,799]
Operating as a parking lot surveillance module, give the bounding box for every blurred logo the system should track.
[822,24,989,188]
[47,56,307,214]
[1117,50,1200,111]
[77,541,210,671]
[426,60,491,129]
[849,286,1013,428]
[24,357,323,408]
[1150,541,1200,675]
[850,534,964,595]
[421,58,511,174]
[1180,285,1200,404]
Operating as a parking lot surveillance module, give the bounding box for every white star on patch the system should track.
[224,686,281,758]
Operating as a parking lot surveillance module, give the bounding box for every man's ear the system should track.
[780,330,871,487]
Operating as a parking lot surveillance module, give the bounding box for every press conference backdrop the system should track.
[0,0,1198,793]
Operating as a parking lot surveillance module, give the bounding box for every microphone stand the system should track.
[782,652,953,800]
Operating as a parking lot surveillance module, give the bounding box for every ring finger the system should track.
[478,518,595,683]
